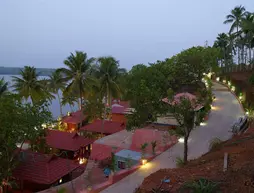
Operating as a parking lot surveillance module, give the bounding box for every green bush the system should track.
[57,188,66,193]
[176,157,185,168]
[209,138,222,151]
[180,178,220,193]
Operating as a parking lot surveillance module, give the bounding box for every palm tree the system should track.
[94,56,126,106]
[61,94,78,112]
[47,71,66,116]
[0,78,8,97]
[57,51,96,110]
[214,33,230,66]
[241,12,254,63]
[224,5,247,64]
[12,66,46,104]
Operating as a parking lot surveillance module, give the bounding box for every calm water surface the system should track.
[1,75,78,119]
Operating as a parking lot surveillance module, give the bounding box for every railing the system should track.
[219,63,254,74]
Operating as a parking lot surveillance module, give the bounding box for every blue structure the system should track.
[114,149,142,171]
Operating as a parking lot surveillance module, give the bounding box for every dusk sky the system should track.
[1,0,254,70]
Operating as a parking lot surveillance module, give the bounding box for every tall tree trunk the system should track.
[183,132,190,164]
[236,25,241,65]
[249,48,252,64]
[57,91,63,117]
[79,83,83,110]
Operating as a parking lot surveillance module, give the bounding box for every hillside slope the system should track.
[136,130,254,193]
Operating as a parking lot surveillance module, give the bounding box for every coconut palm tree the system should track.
[93,56,126,106]
[0,78,8,97]
[224,5,247,64]
[241,12,254,62]
[61,94,78,112]
[57,51,96,110]
[214,33,230,66]
[47,71,66,116]
[12,66,46,104]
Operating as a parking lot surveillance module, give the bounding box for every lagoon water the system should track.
[1,75,79,119]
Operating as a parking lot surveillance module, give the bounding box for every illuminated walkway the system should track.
[101,81,244,193]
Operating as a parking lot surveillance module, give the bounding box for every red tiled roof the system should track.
[111,106,125,114]
[162,92,203,111]
[62,110,87,124]
[13,151,81,185]
[90,143,122,161]
[80,120,125,134]
[46,130,94,151]
[112,99,130,109]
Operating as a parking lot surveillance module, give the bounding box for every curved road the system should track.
[101,82,244,193]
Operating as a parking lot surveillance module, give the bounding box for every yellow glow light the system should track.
[228,81,231,86]
[246,111,249,115]
[59,178,62,183]
[141,162,152,169]
[216,77,220,81]
[79,158,87,165]
[142,159,147,165]
[231,86,235,92]
[178,138,184,143]
[223,80,226,83]
[239,96,243,100]
[200,122,207,126]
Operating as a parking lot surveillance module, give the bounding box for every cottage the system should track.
[80,120,125,138]
[46,129,94,163]
[114,149,142,171]
[162,92,204,123]
[90,128,177,161]
[111,100,133,123]
[62,110,88,132]
[13,151,84,192]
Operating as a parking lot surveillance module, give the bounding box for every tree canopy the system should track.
[0,94,52,188]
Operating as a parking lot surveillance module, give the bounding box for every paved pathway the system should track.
[101,82,244,193]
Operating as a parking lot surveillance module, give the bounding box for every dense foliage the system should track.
[0,93,52,189]
[215,5,254,66]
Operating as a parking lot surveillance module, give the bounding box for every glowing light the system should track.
[142,159,147,165]
[200,122,207,126]
[239,96,243,100]
[59,178,62,183]
[246,111,249,115]
[178,138,184,143]
[228,81,231,86]
[79,158,87,165]
[216,77,220,81]
[67,112,71,116]
[223,80,226,83]
[141,162,152,169]
[211,105,219,110]
[231,86,235,92]
[41,123,47,128]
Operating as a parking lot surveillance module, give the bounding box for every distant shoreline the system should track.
[0,67,55,76]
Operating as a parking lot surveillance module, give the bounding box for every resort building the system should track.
[162,92,204,123]
[90,127,177,169]
[61,110,88,132]
[46,129,94,163]
[79,120,125,138]
[111,100,133,123]
[13,151,84,192]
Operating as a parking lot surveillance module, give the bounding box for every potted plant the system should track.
[140,143,148,158]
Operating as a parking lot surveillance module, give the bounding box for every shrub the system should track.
[57,188,66,193]
[151,141,157,155]
[209,138,222,151]
[180,178,220,193]
[140,142,148,158]
[176,157,185,168]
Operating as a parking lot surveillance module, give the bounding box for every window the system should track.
[117,161,126,169]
